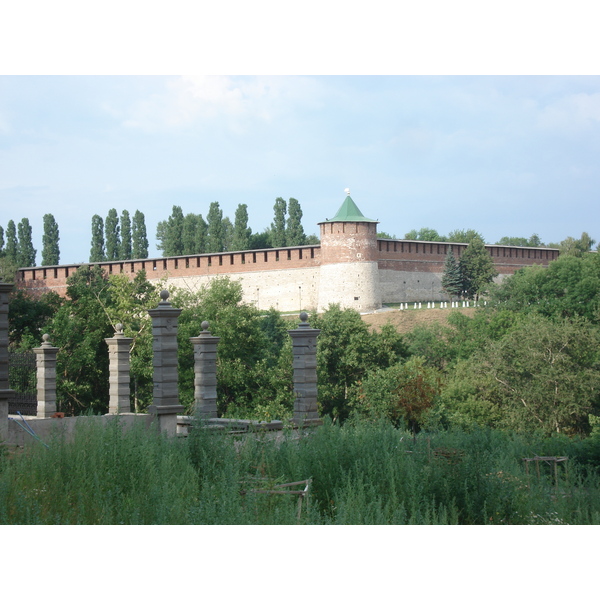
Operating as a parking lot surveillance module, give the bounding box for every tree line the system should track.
[385,226,597,255]
[155,197,318,257]
[0,214,60,270]
[89,209,149,263]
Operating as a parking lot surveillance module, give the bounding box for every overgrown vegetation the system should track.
[3,418,600,525]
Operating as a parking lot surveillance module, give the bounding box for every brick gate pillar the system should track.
[190,321,220,419]
[0,280,14,441]
[148,290,184,436]
[105,324,133,414]
[34,334,59,418]
[288,311,322,426]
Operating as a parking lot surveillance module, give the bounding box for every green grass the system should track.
[2,418,600,524]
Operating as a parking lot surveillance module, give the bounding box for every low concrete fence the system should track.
[0,281,321,446]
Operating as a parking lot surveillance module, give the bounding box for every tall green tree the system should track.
[195,214,207,254]
[459,238,497,300]
[271,197,287,247]
[5,220,17,263]
[41,214,60,266]
[105,208,120,261]
[17,218,36,267]
[0,225,4,256]
[286,197,306,246]
[156,206,184,256]
[441,249,463,299]
[182,213,199,254]
[222,217,233,252]
[206,202,224,253]
[132,210,149,259]
[230,203,252,251]
[119,210,132,260]
[90,215,105,262]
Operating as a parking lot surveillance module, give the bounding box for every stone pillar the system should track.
[0,280,14,441]
[34,334,59,418]
[105,324,133,414]
[288,311,321,426]
[190,321,219,419]
[148,290,184,436]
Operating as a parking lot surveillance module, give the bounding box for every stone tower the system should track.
[317,190,381,312]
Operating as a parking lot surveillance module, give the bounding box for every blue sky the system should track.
[1,74,599,265]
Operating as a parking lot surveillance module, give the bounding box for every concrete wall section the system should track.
[317,262,381,313]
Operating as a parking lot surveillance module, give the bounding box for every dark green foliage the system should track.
[286,197,305,246]
[404,228,447,242]
[310,305,409,422]
[0,225,4,256]
[488,252,600,323]
[230,203,252,251]
[248,230,272,249]
[496,234,544,247]
[447,229,485,244]
[156,205,184,256]
[182,213,200,254]
[441,248,462,299]
[131,210,149,259]
[119,210,132,260]
[49,265,113,414]
[105,208,120,261]
[173,278,294,419]
[459,237,497,300]
[16,218,36,267]
[8,289,62,349]
[89,215,105,262]
[5,220,17,263]
[222,216,233,252]
[41,214,60,266]
[206,202,224,253]
[271,197,286,248]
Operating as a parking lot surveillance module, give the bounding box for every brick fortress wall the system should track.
[16,240,559,311]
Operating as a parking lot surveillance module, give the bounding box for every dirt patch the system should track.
[362,307,476,335]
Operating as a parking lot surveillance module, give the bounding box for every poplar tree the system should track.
[17,218,37,267]
[105,208,120,261]
[195,214,207,254]
[182,213,199,254]
[132,210,149,259]
[441,249,463,299]
[42,213,60,266]
[90,215,105,262]
[5,220,17,263]
[0,225,5,257]
[222,217,233,252]
[156,206,184,257]
[286,197,305,246]
[206,202,224,253]
[231,203,252,251]
[271,197,287,247]
[120,210,132,260]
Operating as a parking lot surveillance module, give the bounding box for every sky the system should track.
[1,74,599,265]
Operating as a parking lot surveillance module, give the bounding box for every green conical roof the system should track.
[320,194,378,223]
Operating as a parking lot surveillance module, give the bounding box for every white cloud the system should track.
[537,92,600,133]
[119,75,327,133]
